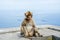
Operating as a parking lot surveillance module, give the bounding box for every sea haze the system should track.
[0,0,60,28]
[0,10,60,28]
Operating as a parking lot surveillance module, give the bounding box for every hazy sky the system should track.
[0,0,60,11]
[0,0,60,27]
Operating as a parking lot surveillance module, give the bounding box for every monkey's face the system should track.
[26,16,32,20]
[25,11,32,21]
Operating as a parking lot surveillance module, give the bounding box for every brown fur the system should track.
[21,11,40,37]
[25,11,32,18]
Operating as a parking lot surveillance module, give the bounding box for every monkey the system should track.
[20,11,42,37]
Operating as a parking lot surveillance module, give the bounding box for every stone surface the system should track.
[0,25,60,40]
[30,36,52,40]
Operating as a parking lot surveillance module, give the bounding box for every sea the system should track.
[0,10,60,28]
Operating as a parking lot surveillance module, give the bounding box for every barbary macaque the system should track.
[20,11,42,37]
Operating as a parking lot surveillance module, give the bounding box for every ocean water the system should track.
[0,10,60,28]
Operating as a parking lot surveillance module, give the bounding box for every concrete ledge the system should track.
[48,27,60,32]
[30,35,52,40]
[29,35,60,40]
[52,36,60,40]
